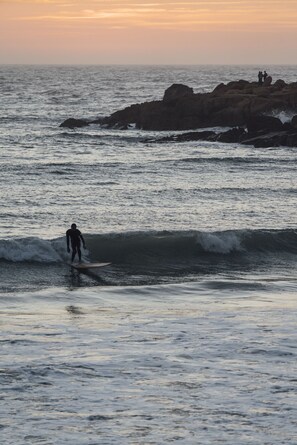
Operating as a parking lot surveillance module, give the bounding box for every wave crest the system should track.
[0,237,63,263]
[0,229,296,264]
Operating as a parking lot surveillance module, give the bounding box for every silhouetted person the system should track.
[66,223,86,263]
[263,70,268,81]
[258,71,263,85]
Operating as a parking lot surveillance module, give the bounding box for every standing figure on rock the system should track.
[258,71,263,85]
[263,71,268,81]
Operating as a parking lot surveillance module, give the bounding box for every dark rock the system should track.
[163,84,194,104]
[263,76,272,86]
[212,83,225,93]
[152,126,297,148]
[246,115,283,133]
[253,137,279,148]
[291,115,297,129]
[241,132,286,148]
[212,80,250,94]
[216,127,246,143]
[285,132,297,147]
[282,122,295,132]
[156,131,216,143]
[274,79,287,90]
[60,118,89,129]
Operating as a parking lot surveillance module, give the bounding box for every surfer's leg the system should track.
[77,246,82,262]
[71,246,77,262]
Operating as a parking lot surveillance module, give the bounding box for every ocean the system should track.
[1,64,297,444]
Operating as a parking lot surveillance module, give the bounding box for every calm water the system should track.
[1,65,297,444]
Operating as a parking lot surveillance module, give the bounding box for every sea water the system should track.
[1,65,297,444]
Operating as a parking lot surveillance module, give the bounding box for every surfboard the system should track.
[71,262,111,270]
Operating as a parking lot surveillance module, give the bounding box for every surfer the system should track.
[66,223,86,263]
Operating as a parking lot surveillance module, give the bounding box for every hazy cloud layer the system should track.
[1,0,297,63]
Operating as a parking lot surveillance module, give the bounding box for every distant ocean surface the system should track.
[1,65,297,444]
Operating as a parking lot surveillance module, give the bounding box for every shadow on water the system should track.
[0,251,296,293]
[0,261,109,293]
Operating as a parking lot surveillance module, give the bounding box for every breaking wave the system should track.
[1,229,296,264]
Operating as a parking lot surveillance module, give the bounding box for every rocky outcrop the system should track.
[163,84,194,104]
[60,118,90,129]
[60,79,297,147]
[98,79,297,131]
[150,115,297,148]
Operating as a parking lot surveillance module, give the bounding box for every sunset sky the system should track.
[1,0,297,64]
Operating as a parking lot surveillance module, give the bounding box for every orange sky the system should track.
[1,0,297,64]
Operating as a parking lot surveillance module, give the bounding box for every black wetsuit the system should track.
[66,228,85,262]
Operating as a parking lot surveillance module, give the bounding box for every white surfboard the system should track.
[71,262,111,270]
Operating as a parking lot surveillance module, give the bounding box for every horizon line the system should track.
[1,62,297,67]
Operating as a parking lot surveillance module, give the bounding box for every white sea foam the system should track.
[269,109,296,123]
[197,231,242,253]
[0,237,62,262]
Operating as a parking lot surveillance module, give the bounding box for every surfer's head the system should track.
[71,223,77,229]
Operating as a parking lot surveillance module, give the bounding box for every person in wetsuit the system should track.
[66,223,86,263]
[258,71,263,85]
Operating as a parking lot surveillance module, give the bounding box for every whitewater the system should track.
[1,65,297,444]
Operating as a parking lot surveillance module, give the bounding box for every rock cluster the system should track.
[60,118,89,129]
[151,119,297,149]
[60,79,297,147]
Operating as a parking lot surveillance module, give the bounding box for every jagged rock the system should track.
[60,118,89,129]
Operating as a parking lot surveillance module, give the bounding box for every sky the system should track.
[1,0,297,64]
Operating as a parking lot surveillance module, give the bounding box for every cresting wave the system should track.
[1,229,297,264]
